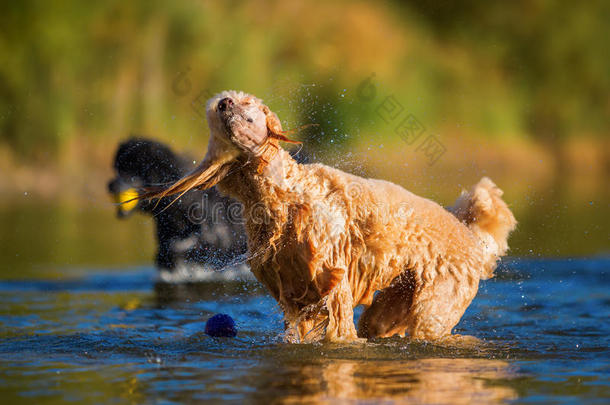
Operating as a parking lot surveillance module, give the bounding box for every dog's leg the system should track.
[286,276,359,343]
[322,276,359,342]
[357,272,415,339]
[406,272,479,340]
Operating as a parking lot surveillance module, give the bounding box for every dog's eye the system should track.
[246,117,254,123]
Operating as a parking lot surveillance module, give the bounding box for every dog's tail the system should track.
[448,177,517,279]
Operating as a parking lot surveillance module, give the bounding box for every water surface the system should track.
[0,196,608,403]
[0,257,608,404]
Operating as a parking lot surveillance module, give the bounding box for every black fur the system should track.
[108,137,248,272]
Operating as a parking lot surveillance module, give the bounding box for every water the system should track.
[0,256,607,403]
[0,196,608,403]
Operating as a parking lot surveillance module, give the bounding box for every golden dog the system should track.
[145,90,516,343]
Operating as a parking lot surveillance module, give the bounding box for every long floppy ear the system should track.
[137,148,238,209]
[261,104,282,135]
[261,104,301,145]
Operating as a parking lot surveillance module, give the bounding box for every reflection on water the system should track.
[0,201,155,278]
[0,178,607,279]
[277,358,516,404]
[506,178,609,257]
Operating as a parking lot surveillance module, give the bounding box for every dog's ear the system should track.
[138,148,238,210]
[261,104,301,144]
[261,104,282,136]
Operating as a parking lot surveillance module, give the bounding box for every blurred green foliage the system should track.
[0,0,608,161]
[403,0,610,140]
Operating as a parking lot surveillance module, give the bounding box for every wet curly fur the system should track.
[146,91,517,342]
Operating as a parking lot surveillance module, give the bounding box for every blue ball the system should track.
[205,313,237,337]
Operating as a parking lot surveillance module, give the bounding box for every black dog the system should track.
[108,137,249,281]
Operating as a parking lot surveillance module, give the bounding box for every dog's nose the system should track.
[218,97,233,112]
[108,178,119,194]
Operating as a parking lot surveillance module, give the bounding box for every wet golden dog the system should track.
[145,90,516,343]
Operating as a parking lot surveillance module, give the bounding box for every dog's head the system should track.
[145,91,299,201]
[108,138,187,217]
[207,90,296,157]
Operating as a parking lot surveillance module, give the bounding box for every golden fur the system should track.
[147,90,517,343]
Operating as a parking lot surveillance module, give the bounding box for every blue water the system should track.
[0,257,608,404]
